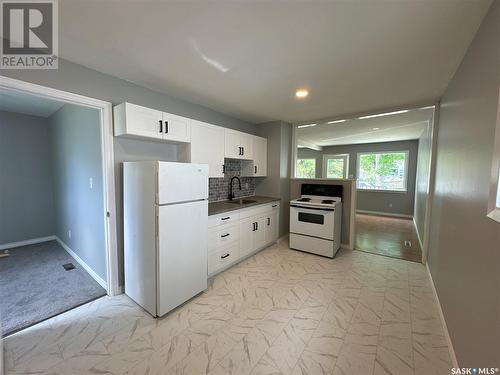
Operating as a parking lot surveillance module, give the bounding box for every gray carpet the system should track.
[0,240,106,336]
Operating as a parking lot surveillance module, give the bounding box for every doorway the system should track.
[0,77,118,336]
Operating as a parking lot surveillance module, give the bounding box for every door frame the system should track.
[0,75,120,296]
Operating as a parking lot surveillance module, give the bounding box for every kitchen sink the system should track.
[228,199,257,205]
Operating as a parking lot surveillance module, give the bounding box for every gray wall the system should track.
[255,121,292,236]
[48,104,107,281]
[428,0,500,367]
[0,111,55,244]
[414,121,433,243]
[297,140,419,216]
[1,59,257,284]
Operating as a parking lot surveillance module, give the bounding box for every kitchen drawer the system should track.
[208,244,239,275]
[208,223,239,251]
[239,201,280,220]
[208,211,240,228]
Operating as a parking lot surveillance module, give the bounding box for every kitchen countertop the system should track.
[208,196,281,216]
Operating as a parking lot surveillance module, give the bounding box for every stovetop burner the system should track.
[321,199,335,204]
[297,197,311,202]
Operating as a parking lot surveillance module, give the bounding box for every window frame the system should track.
[356,150,410,193]
[322,154,349,179]
[487,88,500,223]
[295,158,317,179]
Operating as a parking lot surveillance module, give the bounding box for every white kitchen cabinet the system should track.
[224,129,254,160]
[264,204,279,244]
[253,136,267,176]
[208,201,280,276]
[114,102,190,143]
[239,132,254,160]
[161,112,191,143]
[239,217,256,258]
[114,102,163,140]
[190,120,225,177]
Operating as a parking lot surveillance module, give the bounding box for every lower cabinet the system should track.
[208,202,280,276]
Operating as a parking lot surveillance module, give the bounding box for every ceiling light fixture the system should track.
[358,109,409,119]
[327,119,347,124]
[372,127,380,130]
[297,123,317,128]
[295,89,309,98]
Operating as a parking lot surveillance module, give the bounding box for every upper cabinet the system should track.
[224,129,253,160]
[253,136,267,177]
[190,120,225,178]
[114,102,191,143]
[114,102,267,177]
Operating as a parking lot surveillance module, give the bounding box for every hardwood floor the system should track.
[355,213,423,262]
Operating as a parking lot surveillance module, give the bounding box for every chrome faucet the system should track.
[228,176,242,200]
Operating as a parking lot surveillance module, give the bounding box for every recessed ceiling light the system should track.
[373,127,380,130]
[295,89,309,98]
[327,119,347,124]
[297,123,317,128]
[358,110,409,119]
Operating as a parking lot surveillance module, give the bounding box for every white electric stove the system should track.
[289,184,343,258]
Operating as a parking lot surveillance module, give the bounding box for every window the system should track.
[357,151,409,192]
[296,158,316,178]
[322,154,349,179]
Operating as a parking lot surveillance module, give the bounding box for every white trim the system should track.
[487,88,500,223]
[0,236,56,251]
[356,150,410,192]
[356,209,413,219]
[322,153,349,179]
[413,217,424,251]
[0,76,120,296]
[55,236,107,290]
[425,263,459,368]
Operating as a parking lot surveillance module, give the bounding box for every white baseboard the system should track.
[357,209,413,219]
[0,235,56,251]
[426,263,459,368]
[413,218,424,250]
[55,236,107,291]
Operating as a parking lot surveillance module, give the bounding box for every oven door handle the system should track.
[290,204,335,212]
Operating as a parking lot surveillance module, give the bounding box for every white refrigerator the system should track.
[123,161,208,317]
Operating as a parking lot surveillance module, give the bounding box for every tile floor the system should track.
[2,239,452,375]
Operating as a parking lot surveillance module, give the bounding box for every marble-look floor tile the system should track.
[4,242,454,375]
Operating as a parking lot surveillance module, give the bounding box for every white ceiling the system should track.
[0,89,65,117]
[296,106,434,148]
[58,0,492,124]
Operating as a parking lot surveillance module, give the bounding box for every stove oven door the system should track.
[289,204,335,240]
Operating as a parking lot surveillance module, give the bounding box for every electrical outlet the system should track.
[89,177,93,189]
[68,230,72,239]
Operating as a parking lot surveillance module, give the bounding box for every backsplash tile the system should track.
[209,158,255,202]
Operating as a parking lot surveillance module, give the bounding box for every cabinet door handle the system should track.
[159,120,163,133]
[272,204,278,208]
[255,222,258,230]
[221,233,230,238]
[252,222,256,231]
[254,166,257,174]
[165,121,169,133]
[267,218,270,226]
[221,217,230,221]
[222,165,226,174]
[221,253,230,259]
[242,147,244,156]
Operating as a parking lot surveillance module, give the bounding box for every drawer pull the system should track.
[221,233,230,238]
[272,204,278,208]
[221,253,230,259]
[221,217,230,221]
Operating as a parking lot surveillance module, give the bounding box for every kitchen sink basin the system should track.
[228,199,257,205]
